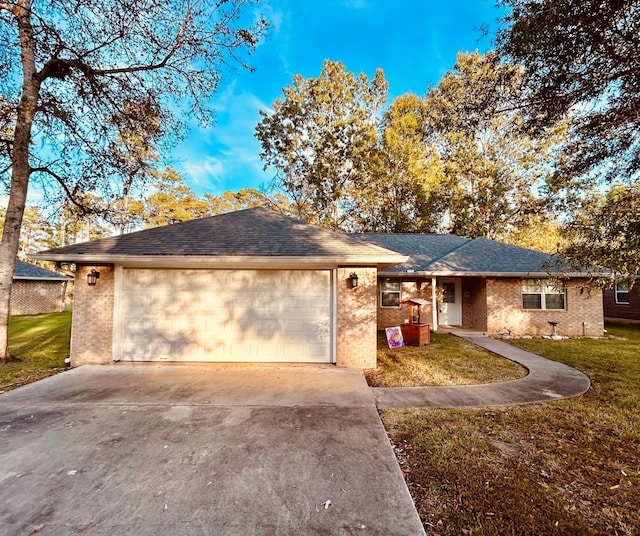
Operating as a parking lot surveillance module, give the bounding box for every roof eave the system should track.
[13,276,71,281]
[30,253,409,269]
[377,270,605,278]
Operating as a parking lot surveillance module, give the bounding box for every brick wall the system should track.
[377,279,433,329]
[603,288,640,321]
[70,265,115,366]
[10,280,66,315]
[486,278,604,337]
[70,265,381,369]
[461,278,487,331]
[335,266,378,368]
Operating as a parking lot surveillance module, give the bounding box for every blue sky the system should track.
[171,0,504,196]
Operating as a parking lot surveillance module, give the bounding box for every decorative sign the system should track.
[385,326,404,348]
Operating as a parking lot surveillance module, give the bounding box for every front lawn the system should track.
[383,322,640,535]
[0,311,71,392]
[366,331,526,387]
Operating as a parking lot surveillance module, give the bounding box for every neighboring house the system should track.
[11,260,71,315]
[33,207,406,369]
[355,234,605,338]
[603,279,640,322]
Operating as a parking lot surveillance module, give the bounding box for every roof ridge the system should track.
[470,236,554,256]
[427,236,472,265]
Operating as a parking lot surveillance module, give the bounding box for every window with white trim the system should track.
[615,280,630,305]
[380,278,401,307]
[522,279,566,310]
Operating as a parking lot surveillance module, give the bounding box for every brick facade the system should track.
[70,265,381,369]
[68,266,603,370]
[10,280,67,315]
[375,276,604,337]
[486,278,604,337]
[335,266,378,368]
[377,280,433,329]
[461,277,487,331]
[603,287,640,322]
[70,265,115,366]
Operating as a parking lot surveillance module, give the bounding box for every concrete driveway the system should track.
[0,364,425,536]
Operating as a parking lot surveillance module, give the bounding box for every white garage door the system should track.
[115,269,332,363]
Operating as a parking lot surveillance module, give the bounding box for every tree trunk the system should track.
[59,203,67,247]
[119,177,132,235]
[0,0,40,362]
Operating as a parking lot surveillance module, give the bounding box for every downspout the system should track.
[431,277,438,332]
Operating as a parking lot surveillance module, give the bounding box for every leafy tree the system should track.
[204,188,273,215]
[17,206,53,258]
[496,0,640,184]
[359,93,446,233]
[0,0,267,361]
[561,185,640,276]
[143,168,209,227]
[55,195,113,246]
[501,215,563,254]
[106,100,164,235]
[422,51,567,239]
[0,205,55,258]
[256,59,388,231]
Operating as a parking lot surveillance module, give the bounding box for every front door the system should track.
[438,278,461,326]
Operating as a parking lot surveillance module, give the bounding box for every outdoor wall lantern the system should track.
[348,272,359,288]
[87,268,100,286]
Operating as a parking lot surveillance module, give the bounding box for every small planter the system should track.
[400,323,431,346]
[400,298,431,346]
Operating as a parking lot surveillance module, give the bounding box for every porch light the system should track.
[348,272,359,288]
[87,268,100,286]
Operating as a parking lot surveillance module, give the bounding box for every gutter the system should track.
[13,276,72,281]
[377,270,608,278]
[30,254,409,270]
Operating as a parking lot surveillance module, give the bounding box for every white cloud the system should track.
[172,86,275,195]
[183,156,225,187]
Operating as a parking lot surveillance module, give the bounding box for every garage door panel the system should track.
[117,269,332,363]
[308,343,330,359]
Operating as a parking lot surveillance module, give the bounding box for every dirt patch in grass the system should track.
[382,322,640,535]
[1,311,71,393]
[366,331,526,387]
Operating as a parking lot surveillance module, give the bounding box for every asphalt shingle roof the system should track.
[35,207,403,262]
[355,234,470,272]
[429,237,562,273]
[353,233,567,275]
[14,260,71,280]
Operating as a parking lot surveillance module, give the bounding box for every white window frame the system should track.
[380,278,401,308]
[615,280,630,305]
[522,279,566,310]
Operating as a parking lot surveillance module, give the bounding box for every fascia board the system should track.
[31,254,409,270]
[377,270,607,278]
[13,276,71,281]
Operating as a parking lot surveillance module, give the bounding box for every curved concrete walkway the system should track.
[373,331,591,410]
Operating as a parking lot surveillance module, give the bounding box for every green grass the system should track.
[382,322,640,535]
[1,310,71,392]
[366,331,526,387]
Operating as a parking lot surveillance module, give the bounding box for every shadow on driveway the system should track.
[0,364,425,536]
